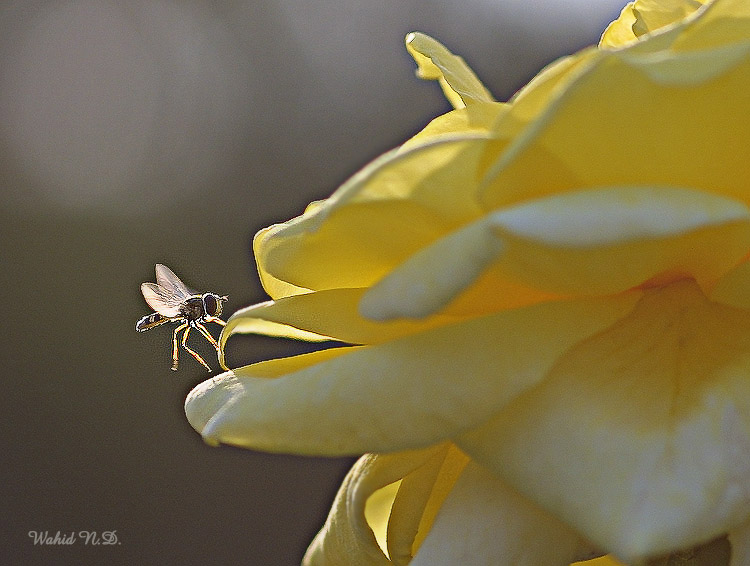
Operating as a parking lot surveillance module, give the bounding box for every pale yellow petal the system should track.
[400,102,507,152]
[710,261,750,310]
[572,557,625,566]
[365,481,400,558]
[386,444,468,564]
[405,32,494,109]
[185,293,639,455]
[358,216,504,320]
[599,0,706,49]
[488,186,750,295]
[411,461,583,566]
[459,280,750,561]
[480,43,750,211]
[629,0,706,35]
[504,48,599,125]
[599,3,642,48]
[219,288,464,364]
[673,0,750,51]
[361,187,749,321]
[255,136,488,298]
[302,447,444,566]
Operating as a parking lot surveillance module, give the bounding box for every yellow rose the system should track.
[185,0,750,563]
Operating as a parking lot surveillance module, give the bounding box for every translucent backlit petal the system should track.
[458,280,750,561]
[503,48,599,126]
[599,0,707,49]
[255,136,488,297]
[219,288,462,357]
[488,186,750,295]
[361,187,749,320]
[711,261,750,310]
[358,216,504,320]
[673,0,750,51]
[185,293,639,455]
[481,43,750,211]
[386,444,469,564]
[365,481,400,558]
[410,461,583,566]
[405,32,495,109]
[572,557,624,566]
[302,447,443,566]
[400,102,507,152]
[599,3,642,48]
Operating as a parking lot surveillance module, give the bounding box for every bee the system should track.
[136,264,228,371]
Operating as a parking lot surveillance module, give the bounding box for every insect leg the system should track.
[172,322,188,371]
[205,317,226,327]
[195,323,220,353]
[182,325,212,371]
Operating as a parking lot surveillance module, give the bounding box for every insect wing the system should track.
[141,282,182,317]
[155,264,194,299]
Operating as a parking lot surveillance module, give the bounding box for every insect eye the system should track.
[203,294,218,316]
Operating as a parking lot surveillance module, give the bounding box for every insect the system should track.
[136,264,228,371]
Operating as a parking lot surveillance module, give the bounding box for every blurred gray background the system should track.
[0,1,623,564]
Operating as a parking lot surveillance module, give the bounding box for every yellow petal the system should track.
[405,32,495,109]
[410,461,583,566]
[364,480,400,559]
[599,3,641,48]
[358,216,505,320]
[399,102,507,152]
[361,187,749,320]
[504,48,599,125]
[488,186,750,295]
[185,293,638,455]
[673,0,750,51]
[219,288,463,357]
[458,280,750,561]
[711,261,750,310]
[480,43,750,211]
[599,0,707,49]
[386,444,469,564]
[255,136,489,298]
[302,446,444,566]
[572,557,625,566]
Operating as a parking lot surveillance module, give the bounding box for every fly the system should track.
[136,264,227,371]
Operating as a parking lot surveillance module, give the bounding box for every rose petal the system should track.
[302,446,444,566]
[712,261,750,310]
[400,102,507,152]
[599,0,707,49]
[488,186,750,295]
[458,280,750,561]
[185,293,639,455]
[405,32,495,109]
[255,135,489,298]
[410,461,583,566]
[386,444,469,564]
[219,288,463,361]
[358,216,505,320]
[571,557,624,566]
[361,186,750,320]
[674,0,750,51]
[481,42,750,211]
[505,48,598,125]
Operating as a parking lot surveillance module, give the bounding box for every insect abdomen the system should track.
[136,312,170,332]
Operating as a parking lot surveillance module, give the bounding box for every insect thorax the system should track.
[179,296,205,322]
